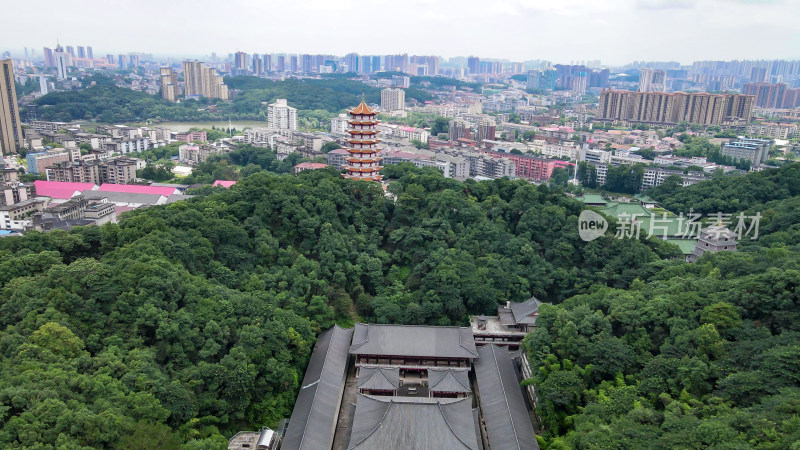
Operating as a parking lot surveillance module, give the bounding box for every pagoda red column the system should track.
[342,100,383,182]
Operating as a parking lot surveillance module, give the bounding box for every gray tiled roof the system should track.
[474,345,539,450]
[282,325,354,450]
[428,368,471,393]
[349,323,479,359]
[510,296,542,326]
[81,190,166,205]
[357,367,400,391]
[347,394,479,449]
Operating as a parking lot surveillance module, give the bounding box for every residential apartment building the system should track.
[0,59,23,155]
[175,130,207,143]
[638,68,667,92]
[331,114,349,135]
[448,119,470,141]
[242,127,293,147]
[0,198,49,230]
[720,137,771,165]
[394,126,429,143]
[102,137,149,154]
[27,148,71,174]
[46,158,139,184]
[598,90,754,126]
[476,119,496,143]
[159,67,178,102]
[742,82,800,109]
[178,145,217,165]
[47,161,102,184]
[746,122,798,139]
[537,143,580,160]
[267,99,298,131]
[380,88,405,114]
[101,158,138,184]
[182,61,229,100]
[1,182,35,207]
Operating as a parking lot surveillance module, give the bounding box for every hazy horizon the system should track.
[2,0,799,66]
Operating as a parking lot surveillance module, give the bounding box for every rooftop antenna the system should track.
[361,89,365,104]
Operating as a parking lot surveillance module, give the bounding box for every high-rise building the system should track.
[372,55,381,73]
[0,59,23,155]
[598,90,754,125]
[252,57,264,76]
[43,47,54,67]
[526,71,542,90]
[267,99,297,131]
[342,99,383,182]
[468,56,480,74]
[276,55,286,72]
[301,54,312,73]
[290,55,298,73]
[65,46,75,57]
[182,61,229,100]
[448,119,470,141]
[476,119,496,142]
[77,46,86,59]
[742,82,800,109]
[160,67,178,102]
[391,75,410,88]
[86,46,93,60]
[263,54,272,72]
[344,53,359,73]
[749,67,767,83]
[39,76,48,95]
[234,51,248,70]
[54,45,69,80]
[639,68,667,92]
[380,88,405,113]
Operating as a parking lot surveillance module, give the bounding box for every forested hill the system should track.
[528,163,800,448]
[0,165,670,448]
[32,76,432,123]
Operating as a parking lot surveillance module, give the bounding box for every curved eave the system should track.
[345,166,384,173]
[346,140,380,145]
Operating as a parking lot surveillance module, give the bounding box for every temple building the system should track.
[342,99,383,182]
[472,296,543,348]
[687,224,738,263]
[274,323,540,450]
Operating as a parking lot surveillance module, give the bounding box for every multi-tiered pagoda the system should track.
[342,99,383,182]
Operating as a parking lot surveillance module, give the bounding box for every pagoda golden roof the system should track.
[349,100,377,116]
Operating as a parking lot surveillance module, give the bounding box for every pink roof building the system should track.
[212,180,237,188]
[34,180,98,199]
[97,184,179,196]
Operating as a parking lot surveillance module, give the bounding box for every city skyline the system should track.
[2,0,799,65]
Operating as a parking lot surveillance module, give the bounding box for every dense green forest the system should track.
[0,160,673,448]
[647,163,800,215]
[527,163,800,448]
[32,75,432,123]
[2,145,799,448]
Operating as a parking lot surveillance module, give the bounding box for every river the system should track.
[149,120,268,132]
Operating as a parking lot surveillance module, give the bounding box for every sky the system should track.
[4,0,799,66]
